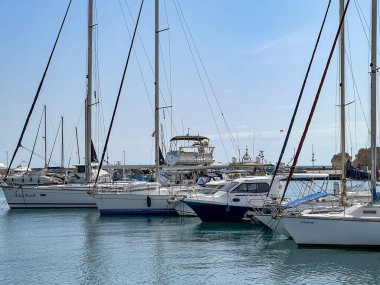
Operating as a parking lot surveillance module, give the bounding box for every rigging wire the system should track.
[21,146,61,167]
[353,0,380,57]
[378,0,380,148]
[353,0,370,45]
[27,108,45,170]
[335,43,339,157]
[345,20,354,156]
[159,42,173,146]
[47,119,62,166]
[267,0,332,195]
[163,0,174,139]
[95,0,144,184]
[345,37,370,132]
[67,99,85,167]
[174,0,239,159]
[123,0,179,136]
[281,0,350,202]
[4,0,73,178]
[118,0,154,113]
[93,0,107,161]
[119,0,159,161]
[172,0,230,162]
[345,16,370,157]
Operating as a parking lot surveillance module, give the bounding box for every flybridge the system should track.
[169,135,209,141]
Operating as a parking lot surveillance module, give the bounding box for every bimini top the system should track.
[170,135,209,142]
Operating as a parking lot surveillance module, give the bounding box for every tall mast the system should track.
[44,104,47,168]
[370,0,378,201]
[61,116,64,168]
[339,0,347,205]
[85,0,93,183]
[155,0,160,183]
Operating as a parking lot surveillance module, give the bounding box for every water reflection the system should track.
[2,188,380,285]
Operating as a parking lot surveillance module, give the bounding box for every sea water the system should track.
[1,188,380,285]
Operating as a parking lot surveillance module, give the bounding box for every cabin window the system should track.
[206,185,217,189]
[231,183,269,193]
[363,210,376,214]
[233,184,249,192]
[30,177,33,182]
[220,182,239,192]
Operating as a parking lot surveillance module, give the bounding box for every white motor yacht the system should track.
[183,176,283,222]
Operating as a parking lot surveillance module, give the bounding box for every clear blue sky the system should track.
[0,0,374,168]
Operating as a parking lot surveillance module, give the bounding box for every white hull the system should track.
[254,214,290,237]
[2,185,96,208]
[167,197,197,216]
[281,204,380,247]
[94,189,184,215]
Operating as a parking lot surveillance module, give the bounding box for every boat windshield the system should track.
[231,182,270,193]
[215,184,227,189]
[204,184,218,189]
[219,182,239,192]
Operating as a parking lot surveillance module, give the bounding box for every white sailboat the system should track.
[281,0,380,247]
[92,0,199,216]
[1,0,108,208]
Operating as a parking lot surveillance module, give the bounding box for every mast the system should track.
[61,116,64,168]
[370,0,378,201]
[339,0,347,205]
[44,104,47,168]
[155,0,160,183]
[85,0,93,183]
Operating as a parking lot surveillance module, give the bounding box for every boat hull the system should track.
[183,200,253,222]
[94,191,178,215]
[254,214,291,237]
[167,198,197,216]
[2,185,96,208]
[282,215,380,247]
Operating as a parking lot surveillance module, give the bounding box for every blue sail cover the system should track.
[284,192,328,209]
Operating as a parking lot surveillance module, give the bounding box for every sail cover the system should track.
[91,141,98,163]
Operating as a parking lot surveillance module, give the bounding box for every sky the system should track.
[0,0,375,168]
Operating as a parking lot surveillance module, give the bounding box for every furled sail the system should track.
[91,141,98,163]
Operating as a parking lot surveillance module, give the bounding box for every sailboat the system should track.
[1,0,115,208]
[252,0,375,237]
[92,0,198,216]
[280,0,380,247]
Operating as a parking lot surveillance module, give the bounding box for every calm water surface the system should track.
[1,189,380,285]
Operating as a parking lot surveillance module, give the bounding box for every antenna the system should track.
[311,144,316,172]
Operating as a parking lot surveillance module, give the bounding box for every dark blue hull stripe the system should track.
[184,200,257,222]
[99,208,179,215]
